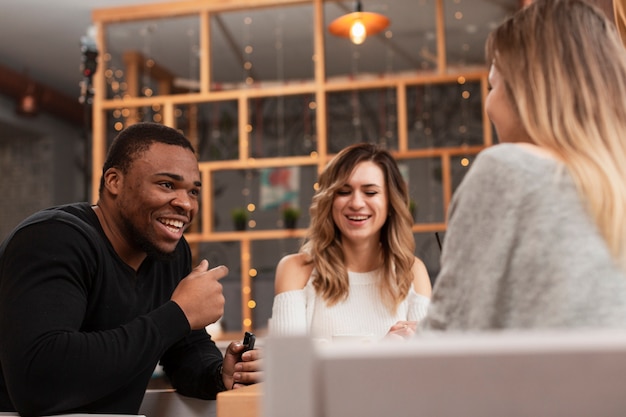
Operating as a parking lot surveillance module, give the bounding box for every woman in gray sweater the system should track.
[421,0,626,331]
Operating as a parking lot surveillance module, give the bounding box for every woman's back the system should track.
[421,144,626,331]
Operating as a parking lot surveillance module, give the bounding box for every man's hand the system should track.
[171,259,228,329]
[221,340,263,389]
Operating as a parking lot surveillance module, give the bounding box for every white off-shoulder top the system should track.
[269,269,430,342]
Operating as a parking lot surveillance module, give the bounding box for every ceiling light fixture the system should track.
[15,72,38,117]
[328,1,390,45]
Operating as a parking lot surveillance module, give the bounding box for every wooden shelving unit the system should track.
[90,0,491,333]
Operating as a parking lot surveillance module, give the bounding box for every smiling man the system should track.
[0,123,261,417]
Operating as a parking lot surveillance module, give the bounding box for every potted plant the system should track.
[231,207,248,231]
[282,206,301,229]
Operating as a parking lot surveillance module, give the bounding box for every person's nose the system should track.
[348,191,365,209]
[171,190,194,213]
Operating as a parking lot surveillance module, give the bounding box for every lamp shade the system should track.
[328,11,390,44]
[15,80,38,117]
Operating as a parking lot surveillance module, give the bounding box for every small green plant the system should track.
[282,206,301,229]
[231,207,249,231]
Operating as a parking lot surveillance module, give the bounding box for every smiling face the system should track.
[111,142,201,258]
[331,161,388,244]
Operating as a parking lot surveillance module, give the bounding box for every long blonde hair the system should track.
[486,0,626,272]
[300,143,415,313]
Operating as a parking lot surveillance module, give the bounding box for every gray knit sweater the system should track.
[420,144,626,331]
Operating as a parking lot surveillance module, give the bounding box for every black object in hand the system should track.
[243,331,256,352]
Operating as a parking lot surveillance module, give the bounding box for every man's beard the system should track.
[121,215,177,261]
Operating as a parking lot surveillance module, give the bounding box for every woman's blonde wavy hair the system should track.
[300,143,416,313]
[486,0,626,272]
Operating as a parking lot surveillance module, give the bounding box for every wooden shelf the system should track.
[90,0,490,332]
[183,223,446,243]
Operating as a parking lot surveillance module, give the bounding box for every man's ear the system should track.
[102,168,122,196]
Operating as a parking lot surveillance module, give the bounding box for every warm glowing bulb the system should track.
[349,20,367,45]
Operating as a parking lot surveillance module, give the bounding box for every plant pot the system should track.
[284,218,298,229]
[234,219,247,231]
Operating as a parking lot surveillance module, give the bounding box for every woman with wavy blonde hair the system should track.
[420,0,626,332]
[270,143,431,342]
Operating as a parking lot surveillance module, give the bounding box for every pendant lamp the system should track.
[15,72,38,117]
[328,1,390,45]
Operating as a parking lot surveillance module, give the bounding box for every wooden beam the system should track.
[92,0,310,23]
[0,64,84,126]
[435,0,446,73]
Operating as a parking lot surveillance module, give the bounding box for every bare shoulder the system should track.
[274,253,315,295]
[411,256,432,297]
